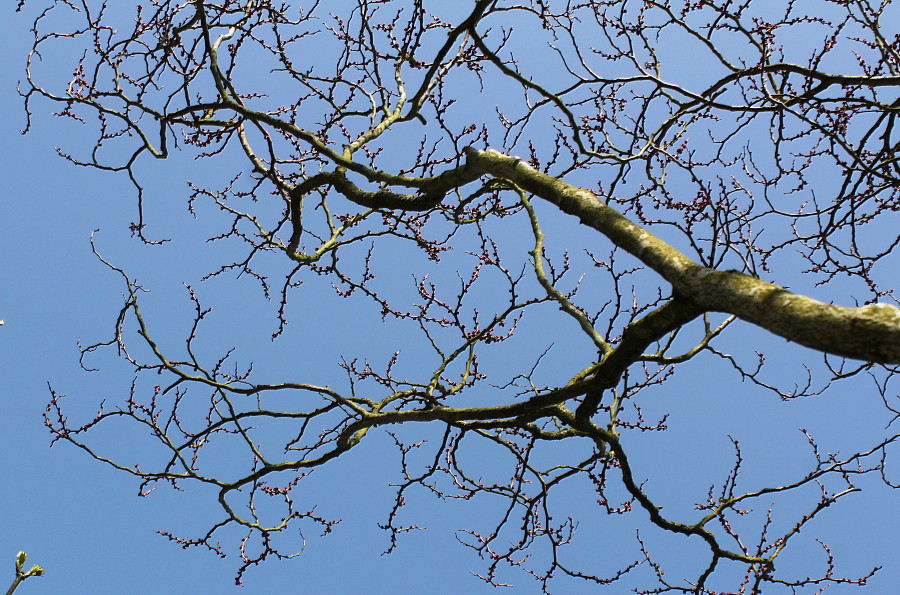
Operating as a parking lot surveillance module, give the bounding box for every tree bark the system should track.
[464,147,900,364]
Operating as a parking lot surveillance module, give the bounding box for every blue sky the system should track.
[2,3,900,594]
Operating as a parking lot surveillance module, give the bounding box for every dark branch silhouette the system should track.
[21,0,900,591]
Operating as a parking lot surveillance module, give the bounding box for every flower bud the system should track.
[15,552,26,569]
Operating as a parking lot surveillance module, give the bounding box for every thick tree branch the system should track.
[463,147,900,364]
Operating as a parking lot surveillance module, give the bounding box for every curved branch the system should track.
[463,147,900,364]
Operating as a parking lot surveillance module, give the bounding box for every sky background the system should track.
[2,3,899,594]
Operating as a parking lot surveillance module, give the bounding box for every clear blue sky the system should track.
[2,3,898,594]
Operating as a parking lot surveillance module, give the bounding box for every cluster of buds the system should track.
[14,551,41,577]
[11,551,42,592]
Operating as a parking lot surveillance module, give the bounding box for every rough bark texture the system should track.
[464,147,900,364]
